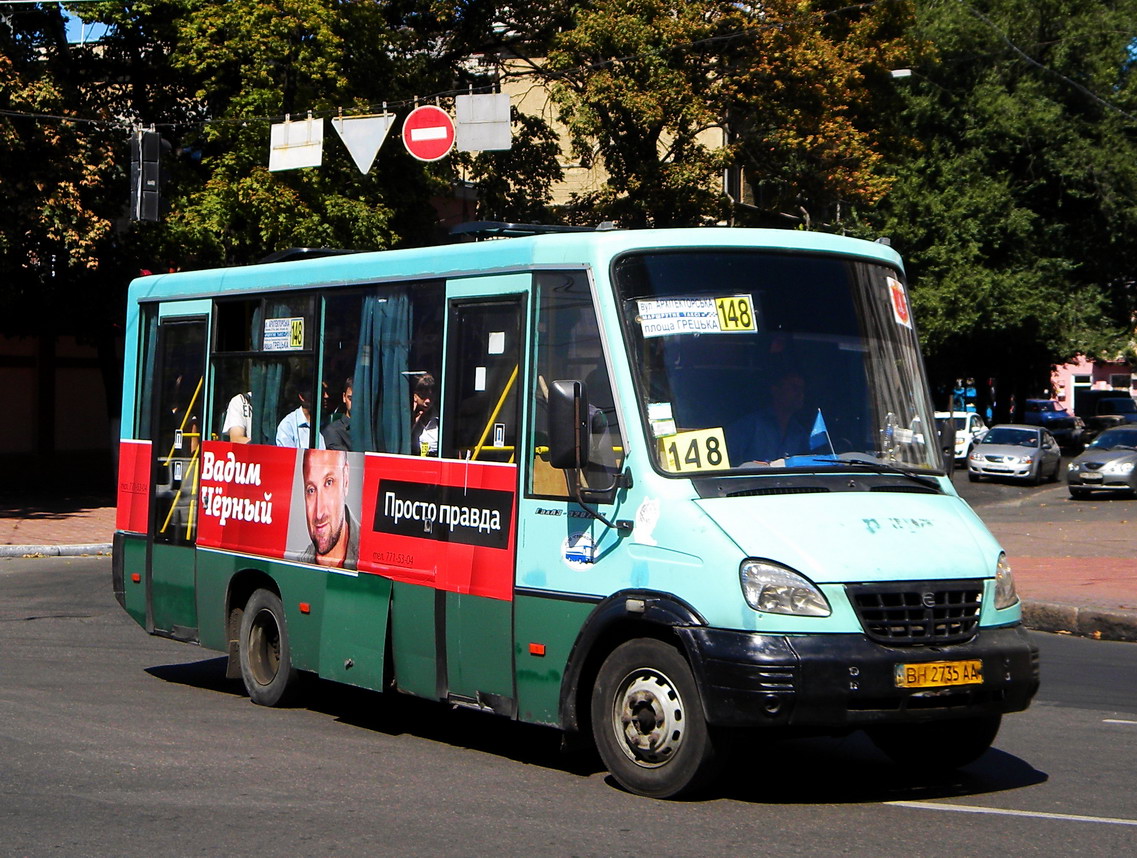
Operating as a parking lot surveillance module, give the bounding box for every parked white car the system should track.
[934,410,988,462]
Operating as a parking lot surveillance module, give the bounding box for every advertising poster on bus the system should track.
[358,454,517,601]
[194,443,518,600]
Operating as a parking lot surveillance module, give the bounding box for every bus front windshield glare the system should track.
[612,250,942,475]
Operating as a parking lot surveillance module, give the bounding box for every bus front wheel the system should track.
[591,638,719,799]
[239,589,300,707]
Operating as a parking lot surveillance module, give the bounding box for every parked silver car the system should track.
[1066,426,1137,498]
[968,424,1062,484]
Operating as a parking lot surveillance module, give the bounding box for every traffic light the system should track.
[130,129,162,222]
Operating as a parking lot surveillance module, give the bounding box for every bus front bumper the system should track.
[676,624,1039,729]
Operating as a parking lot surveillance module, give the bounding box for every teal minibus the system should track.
[113,225,1039,798]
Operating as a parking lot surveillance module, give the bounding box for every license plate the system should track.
[1082,474,1103,482]
[894,660,983,689]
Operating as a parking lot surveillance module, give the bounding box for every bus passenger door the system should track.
[148,316,207,639]
[438,296,524,710]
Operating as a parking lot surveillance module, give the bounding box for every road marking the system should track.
[888,801,1137,827]
[1103,719,1137,725]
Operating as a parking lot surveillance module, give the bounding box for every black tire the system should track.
[967,471,979,482]
[1069,487,1091,500]
[591,638,719,799]
[868,714,1001,771]
[1030,463,1043,486]
[239,588,300,707]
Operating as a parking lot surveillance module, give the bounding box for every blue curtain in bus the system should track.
[353,289,410,453]
[247,303,286,444]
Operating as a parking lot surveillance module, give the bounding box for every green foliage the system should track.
[845,0,1137,406]
[541,0,736,225]
[0,2,122,334]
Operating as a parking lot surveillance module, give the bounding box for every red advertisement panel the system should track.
[358,454,518,601]
[115,439,152,534]
[197,441,295,557]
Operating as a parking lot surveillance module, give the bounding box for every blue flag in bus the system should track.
[810,408,830,451]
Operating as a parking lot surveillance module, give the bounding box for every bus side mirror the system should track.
[549,379,591,470]
[939,419,955,476]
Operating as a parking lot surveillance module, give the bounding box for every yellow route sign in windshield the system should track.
[713,296,756,332]
[638,295,756,338]
[659,427,731,473]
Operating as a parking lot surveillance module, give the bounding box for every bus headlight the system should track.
[995,553,1018,609]
[740,560,831,616]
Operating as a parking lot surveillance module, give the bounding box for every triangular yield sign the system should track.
[331,114,396,174]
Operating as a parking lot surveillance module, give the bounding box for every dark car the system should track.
[1066,426,1137,498]
[1022,399,1083,448]
[1072,390,1137,442]
[968,424,1062,484]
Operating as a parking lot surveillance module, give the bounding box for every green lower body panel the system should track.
[319,571,391,691]
[194,550,391,688]
[151,542,198,637]
[445,592,512,707]
[513,593,596,727]
[390,581,438,699]
[127,545,598,730]
[194,551,325,671]
[118,533,149,629]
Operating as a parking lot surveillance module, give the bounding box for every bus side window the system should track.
[211,296,318,446]
[345,282,443,454]
[531,272,622,498]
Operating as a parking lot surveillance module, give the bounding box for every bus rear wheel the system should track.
[591,638,718,799]
[239,588,300,707]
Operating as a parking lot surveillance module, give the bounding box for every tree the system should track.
[502,0,913,227]
[0,2,122,334]
[720,0,916,229]
[850,0,1137,415]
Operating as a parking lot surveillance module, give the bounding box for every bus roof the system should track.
[127,227,904,305]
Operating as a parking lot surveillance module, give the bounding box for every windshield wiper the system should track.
[803,455,943,489]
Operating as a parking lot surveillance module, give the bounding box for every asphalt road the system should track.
[2,557,1137,855]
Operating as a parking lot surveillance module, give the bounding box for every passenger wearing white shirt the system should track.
[223,392,252,444]
[276,392,326,449]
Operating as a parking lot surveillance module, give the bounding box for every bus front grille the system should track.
[846,580,982,645]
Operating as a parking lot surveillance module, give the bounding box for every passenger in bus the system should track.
[222,391,252,444]
[276,385,326,449]
[727,369,810,464]
[322,377,353,451]
[299,448,359,570]
[411,373,438,456]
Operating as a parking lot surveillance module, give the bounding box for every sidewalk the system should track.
[1,497,1135,641]
[984,518,1137,642]
[0,497,115,557]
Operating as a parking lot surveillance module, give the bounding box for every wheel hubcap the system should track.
[613,668,685,767]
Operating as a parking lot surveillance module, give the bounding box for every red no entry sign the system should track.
[402,105,455,162]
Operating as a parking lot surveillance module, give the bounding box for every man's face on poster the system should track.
[302,449,349,561]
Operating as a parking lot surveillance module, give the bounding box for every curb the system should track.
[0,543,113,558]
[1022,599,1137,643]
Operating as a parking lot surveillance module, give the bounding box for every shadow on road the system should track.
[146,654,1047,803]
[0,494,114,519]
[712,732,1046,804]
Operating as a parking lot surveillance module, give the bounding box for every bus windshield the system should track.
[613,249,941,474]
